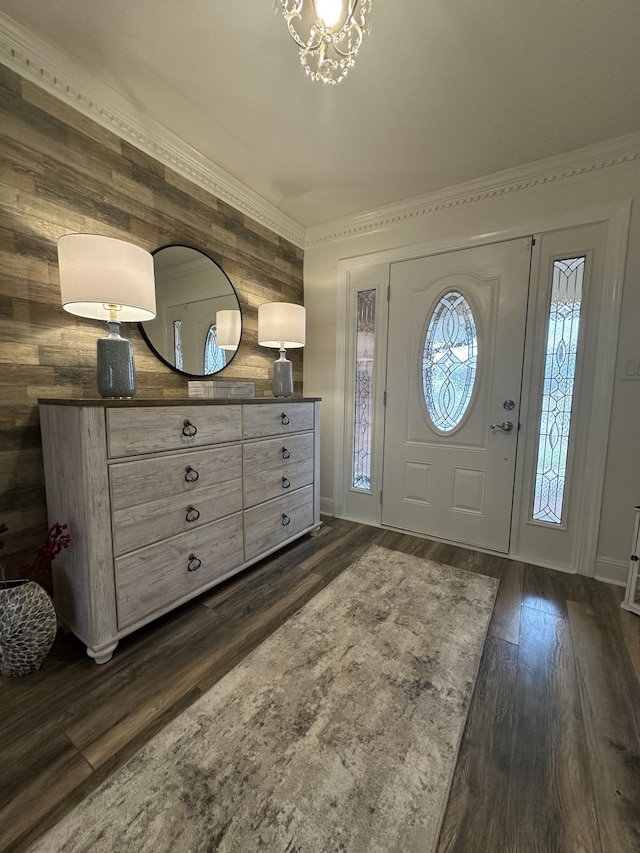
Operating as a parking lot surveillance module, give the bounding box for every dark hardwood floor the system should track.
[1,517,639,852]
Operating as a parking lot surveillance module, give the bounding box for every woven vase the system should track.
[0,579,57,677]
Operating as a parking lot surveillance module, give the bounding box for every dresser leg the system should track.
[86,642,118,665]
[310,522,323,537]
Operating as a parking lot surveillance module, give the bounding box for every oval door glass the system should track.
[422,291,478,431]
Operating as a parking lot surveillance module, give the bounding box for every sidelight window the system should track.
[352,289,376,491]
[173,320,183,371]
[204,324,226,374]
[532,257,585,524]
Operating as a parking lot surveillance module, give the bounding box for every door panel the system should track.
[382,238,532,552]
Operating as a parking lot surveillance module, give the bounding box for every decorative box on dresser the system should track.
[38,398,321,663]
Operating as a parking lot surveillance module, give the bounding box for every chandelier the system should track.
[277,0,373,85]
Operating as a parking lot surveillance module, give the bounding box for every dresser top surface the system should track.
[38,397,321,408]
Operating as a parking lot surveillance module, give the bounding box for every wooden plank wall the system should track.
[0,63,304,571]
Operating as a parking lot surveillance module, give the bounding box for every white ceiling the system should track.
[1,0,640,229]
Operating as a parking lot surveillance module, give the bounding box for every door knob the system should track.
[490,420,514,432]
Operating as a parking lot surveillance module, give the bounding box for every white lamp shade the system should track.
[216,309,241,350]
[258,302,306,349]
[57,234,156,322]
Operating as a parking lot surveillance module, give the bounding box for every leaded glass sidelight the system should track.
[173,320,183,371]
[352,289,376,490]
[422,291,478,432]
[204,324,226,374]
[532,257,585,524]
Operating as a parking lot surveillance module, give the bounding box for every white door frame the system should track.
[333,200,631,575]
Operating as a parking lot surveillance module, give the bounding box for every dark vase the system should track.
[0,579,57,677]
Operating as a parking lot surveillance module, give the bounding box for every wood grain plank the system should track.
[36,605,223,748]
[619,606,640,685]
[489,561,524,645]
[522,562,570,617]
[568,599,640,852]
[20,80,122,154]
[601,581,640,685]
[522,562,597,618]
[436,636,518,853]
[506,605,601,853]
[199,518,353,611]
[0,734,93,853]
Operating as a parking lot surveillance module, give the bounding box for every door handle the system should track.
[490,421,514,433]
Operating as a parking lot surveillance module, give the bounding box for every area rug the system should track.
[30,545,498,853]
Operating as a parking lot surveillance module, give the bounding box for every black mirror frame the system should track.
[138,243,242,380]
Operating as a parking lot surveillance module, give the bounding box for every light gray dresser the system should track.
[38,398,321,663]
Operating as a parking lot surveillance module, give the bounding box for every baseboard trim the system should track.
[594,558,628,588]
[330,513,634,585]
[319,498,334,517]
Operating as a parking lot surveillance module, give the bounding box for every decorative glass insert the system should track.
[204,324,226,374]
[422,291,478,432]
[173,320,183,371]
[352,289,376,490]
[532,257,585,524]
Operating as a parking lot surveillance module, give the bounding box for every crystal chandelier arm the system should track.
[277,0,372,84]
[331,20,364,58]
[280,1,322,50]
[280,0,363,48]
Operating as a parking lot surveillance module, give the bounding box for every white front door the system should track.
[381,238,532,552]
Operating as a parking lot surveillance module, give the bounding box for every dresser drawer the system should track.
[112,479,243,556]
[242,402,315,439]
[243,434,314,510]
[115,513,244,629]
[109,445,242,511]
[244,486,314,561]
[107,405,242,458]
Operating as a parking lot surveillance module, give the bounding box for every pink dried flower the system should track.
[1,522,71,597]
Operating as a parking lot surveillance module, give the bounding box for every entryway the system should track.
[381,238,532,552]
[337,207,627,577]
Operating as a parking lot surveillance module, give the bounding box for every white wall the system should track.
[303,147,640,575]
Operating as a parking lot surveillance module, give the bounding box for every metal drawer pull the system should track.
[185,505,200,523]
[282,513,291,526]
[182,420,197,437]
[187,554,201,572]
[282,476,291,490]
[281,446,291,459]
[184,466,199,483]
[281,413,290,425]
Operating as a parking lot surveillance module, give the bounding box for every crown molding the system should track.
[0,11,306,249]
[159,258,215,283]
[306,132,640,247]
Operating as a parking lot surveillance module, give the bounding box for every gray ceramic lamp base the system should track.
[272,350,293,397]
[97,320,136,398]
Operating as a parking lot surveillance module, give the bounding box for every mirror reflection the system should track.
[140,245,241,377]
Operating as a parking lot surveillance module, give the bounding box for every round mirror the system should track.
[139,245,242,378]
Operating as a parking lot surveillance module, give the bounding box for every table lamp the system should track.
[215,309,242,351]
[258,302,305,397]
[57,234,156,398]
